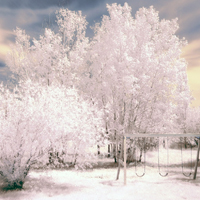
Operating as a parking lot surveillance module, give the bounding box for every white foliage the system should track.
[86,3,192,136]
[3,3,193,179]
[0,81,104,188]
[0,84,49,188]
[6,8,89,88]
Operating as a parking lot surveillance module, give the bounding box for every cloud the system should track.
[0,44,11,62]
[0,27,15,64]
[83,3,107,24]
[70,0,106,10]
[187,67,200,107]
[180,38,200,107]
[0,0,70,10]
[155,0,200,40]
[182,39,200,68]
[0,66,10,75]
[0,6,57,30]
[0,0,104,10]
[0,61,5,68]
[0,6,60,66]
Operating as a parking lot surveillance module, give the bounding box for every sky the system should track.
[0,0,200,106]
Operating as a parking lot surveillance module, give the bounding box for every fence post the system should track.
[193,138,200,180]
[124,136,127,185]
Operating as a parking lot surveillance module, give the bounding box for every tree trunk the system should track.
[139,147,142,162]
[113,143,117,163]
[184,137,187,149]
[97,145,100,155]
[116,140,124,180]
[108,144,110,157]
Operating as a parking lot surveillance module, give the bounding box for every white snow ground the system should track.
[0,149,200,200]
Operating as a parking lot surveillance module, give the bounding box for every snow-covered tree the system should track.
[56,8,90,88]
[178,106,200,133]
[0,80,104,189]
[89,3,191,133]
[6,8,89,88]
[4,3,193,168]
[0,83,50,189]
[34,83,105,168]
[85,3,192,160]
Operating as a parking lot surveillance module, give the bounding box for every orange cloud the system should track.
[182,39,200,68]
[187,67,200,107]
[0,28,14,62]
[0,43,11,61]
[182,40,200,107]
